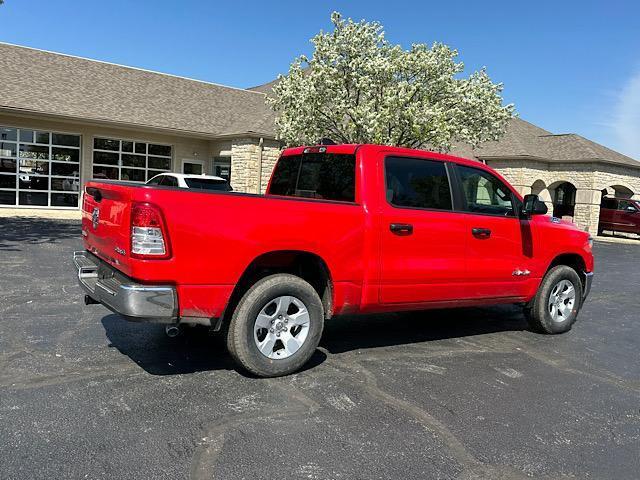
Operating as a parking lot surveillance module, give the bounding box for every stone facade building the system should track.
[0,42,282,213]
[1,42,639,235]
[451,119,640,235]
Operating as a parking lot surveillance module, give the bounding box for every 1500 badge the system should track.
[91,207,100,229]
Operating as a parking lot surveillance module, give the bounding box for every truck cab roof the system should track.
[281,144,484,168]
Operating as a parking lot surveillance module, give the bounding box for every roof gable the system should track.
[452,118,640,169]
[0,43,276,137]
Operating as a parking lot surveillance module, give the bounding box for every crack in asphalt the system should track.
[2,225,639,479]
[456,335,640,394]
[189,380,320,480]
[188,339,605,480]
[0,363,143,390]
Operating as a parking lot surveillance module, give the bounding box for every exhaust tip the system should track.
[165,325,181,338]
[84,295,100,305]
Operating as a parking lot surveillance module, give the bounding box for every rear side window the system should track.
[161,176,179,187]
[269,153,356,202]
[384,156,452,210]
[184,178,231,191]
[457,165,515,216]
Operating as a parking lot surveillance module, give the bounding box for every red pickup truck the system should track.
[74,144,594,377]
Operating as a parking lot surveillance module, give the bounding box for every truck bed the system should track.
[81,180,366,319]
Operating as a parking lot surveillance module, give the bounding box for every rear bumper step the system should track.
[73,251,177,323]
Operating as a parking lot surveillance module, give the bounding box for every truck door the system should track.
[453,164,532,299]
[616,199,640,234]
[599,197,617,232]
[379,156,468,304]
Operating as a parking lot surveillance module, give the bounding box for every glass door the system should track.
[212,156,231,181]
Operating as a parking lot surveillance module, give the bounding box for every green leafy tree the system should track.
[268,12,514,150]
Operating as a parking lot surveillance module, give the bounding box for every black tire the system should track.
[226,273,324,377]
[525,265,583,334]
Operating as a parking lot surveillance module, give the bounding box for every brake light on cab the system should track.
[130,203,171,259]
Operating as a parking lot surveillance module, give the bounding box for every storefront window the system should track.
[92,137,172,182]
[0,126,81,208]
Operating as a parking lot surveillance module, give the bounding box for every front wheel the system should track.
[525,265,583,334]
[226,274,324,377]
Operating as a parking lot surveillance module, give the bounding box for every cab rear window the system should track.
[269,153,355,202]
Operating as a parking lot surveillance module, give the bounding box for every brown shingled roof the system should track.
[0,42,276,138]
[451,118,640,169]
[2,42,636,170]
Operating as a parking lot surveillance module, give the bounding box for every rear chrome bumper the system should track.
[583,271,594,302]
[73,251,177,323]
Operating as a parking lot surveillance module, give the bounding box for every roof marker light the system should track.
[303,146,327,154]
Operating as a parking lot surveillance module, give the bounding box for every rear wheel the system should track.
[525,265,583,334]
[226,274,324,377]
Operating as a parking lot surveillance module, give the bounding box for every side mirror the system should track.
[626,205,638,213]
[521,194,548,218]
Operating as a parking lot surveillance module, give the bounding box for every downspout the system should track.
[257,137,264,194]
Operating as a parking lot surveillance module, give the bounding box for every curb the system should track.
[594,236,640,245]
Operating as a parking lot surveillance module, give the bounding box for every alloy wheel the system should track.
[253,295,310,359]
[548,279,576,323]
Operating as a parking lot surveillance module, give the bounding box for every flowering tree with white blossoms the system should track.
[268,12,515,150]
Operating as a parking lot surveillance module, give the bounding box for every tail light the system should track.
[130,203,171,259]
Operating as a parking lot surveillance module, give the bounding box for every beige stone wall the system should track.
[229,138,282,194]
[260,141,282,193]
[230,138,260,193]
[593,166,640,199]
[487,158,640,235]
[488,159,600,191]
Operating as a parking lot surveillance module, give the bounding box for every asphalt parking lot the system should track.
[1,217,639,480]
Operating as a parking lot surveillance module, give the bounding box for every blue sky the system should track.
[1,0,639,158]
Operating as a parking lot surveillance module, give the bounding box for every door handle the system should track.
[390,223,413,235]
[471,227,491,239]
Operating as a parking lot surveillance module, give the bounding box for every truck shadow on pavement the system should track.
[102,304,527,376]
[321,304,528,354]
[101,314,237,375]
[101,314,327,376]
[0,217,80,252]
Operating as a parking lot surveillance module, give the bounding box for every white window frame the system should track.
[91,135,173,184]
[181,158,205,174]
[0,125,82,209]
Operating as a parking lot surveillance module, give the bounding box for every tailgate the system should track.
[82,182,133,269]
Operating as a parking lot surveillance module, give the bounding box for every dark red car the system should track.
[598,197,640,236]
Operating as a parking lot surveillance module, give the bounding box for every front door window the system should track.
[457,165,515,216]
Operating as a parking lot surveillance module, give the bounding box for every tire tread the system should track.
[226,273,324,377]
[526,265,583,334]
